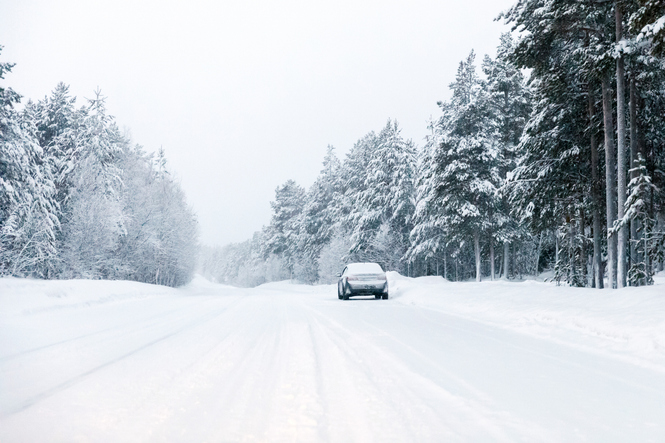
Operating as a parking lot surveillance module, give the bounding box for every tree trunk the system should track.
[474,230,481,282]
[503,241,510,280]
[580,207,587,286]
[498,251,503,279]
[602,72,618,289]
[629,76,639,283]
[616,3,628,288]
[569,212,575,283]
[444,249,447,280]
[555,230,559,265]
[588,85,604,289]
[489,234,495,280]
[534,231,543,277]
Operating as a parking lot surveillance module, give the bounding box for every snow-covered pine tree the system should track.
[628,36,665,278]
[616,155,664,285]
[0,48,59,277]
[56,91,127,279]
[263,179,306,278]
[630,0,665,57]
[333,130,378,238]
[503,0,627,287]
[408,123,448,274]
[350,120,415,272]
[30,83,79,212]
[433,51,499,282]
[297,145,342,282]
[482,33,531,279]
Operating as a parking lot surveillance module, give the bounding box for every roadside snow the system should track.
[387,272,665,372]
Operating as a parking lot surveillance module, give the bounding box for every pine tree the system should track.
[297,145,342,281]
[482,33,531,278]
[350,120,415,271]
[0,47,59,277]
[263,179,306,277]
[408,124,448,267]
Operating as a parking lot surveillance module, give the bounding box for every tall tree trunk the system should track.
[498,252,503,279]
[489,234,495,280]
[534,231,543,277]
[588,85,604,289]
[629,76,639,283]
[555,230,559,265]
[616,3,628,288]
[580,207,587,286]
[602,72,618,289]
[474,230,481,282]
[444,248,447,280]
[568,212,576,284]
[503,241,510,280]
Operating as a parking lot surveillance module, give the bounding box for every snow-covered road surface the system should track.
[1,275,664,442]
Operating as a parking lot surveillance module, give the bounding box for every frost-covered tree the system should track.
[1,52,198,286]
[56,92,125,279]
[349,120,415,271]
[503,0,665,287]
[408,127,448,266]
[296,145,343,281]
[614,155,664,285]
[482,33,531,278]
[263,179,306,277]
[0,48,59,277]
[430,51,499,281]
[115,146,198,286]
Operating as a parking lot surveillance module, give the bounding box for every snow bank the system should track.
[387,271,665,371]
[0,277,175,320]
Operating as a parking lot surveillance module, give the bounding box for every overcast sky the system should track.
[1,0,515,246]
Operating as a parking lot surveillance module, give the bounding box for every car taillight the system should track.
[378,274,387,280]
[347,275,358,281]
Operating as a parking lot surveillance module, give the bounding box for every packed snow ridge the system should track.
[1,274,664,441]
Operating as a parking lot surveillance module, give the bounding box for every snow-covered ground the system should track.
[1,275,664,442]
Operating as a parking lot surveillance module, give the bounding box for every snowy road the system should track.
[1,277,665,442]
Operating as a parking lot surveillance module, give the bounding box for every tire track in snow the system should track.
[302,300,551,442]
[0,293,248,418]
[324,300,664,441]
[0,297,214,363]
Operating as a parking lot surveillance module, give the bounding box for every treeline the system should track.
[202,1,665,288]
[0,50,198,286]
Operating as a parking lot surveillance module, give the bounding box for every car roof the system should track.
[346,262,384,273]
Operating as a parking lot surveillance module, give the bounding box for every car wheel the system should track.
[338,282,343,299]
[382,293,389,300]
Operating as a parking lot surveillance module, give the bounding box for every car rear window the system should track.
[347,263,384,274]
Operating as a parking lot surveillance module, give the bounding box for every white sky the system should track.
[0,0,514,246]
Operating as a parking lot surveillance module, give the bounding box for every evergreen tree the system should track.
[350,120,415,271]
[433,51,499,281]
[297,145,342,281]
[0,47,59,277]
[263,179,306,277]
[482,33,531,278]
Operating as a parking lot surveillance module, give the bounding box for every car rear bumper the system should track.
[347,281,388,295]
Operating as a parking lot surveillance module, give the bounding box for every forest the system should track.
[201,0,665,289]
[0,58,198,287]
[2,1,664,289]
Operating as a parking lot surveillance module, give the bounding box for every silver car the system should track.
[337,262,389,300]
